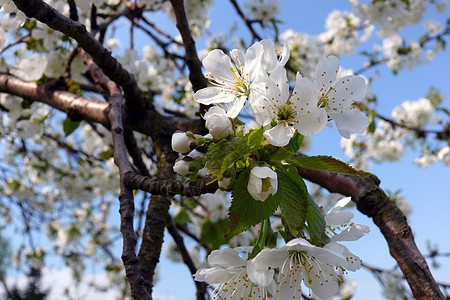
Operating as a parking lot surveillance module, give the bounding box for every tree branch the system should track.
[11,0,146,109]
[169,0,209,120]
[125,172,218,196]
[296,168,444,299]
[103,64,151,299]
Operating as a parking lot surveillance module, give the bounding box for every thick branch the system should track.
[104,60,150,299]
[12,0,145,108]
[0,74,203,139]
[125,172,218,196]
[296,168,444,299]
[0,74,109,126]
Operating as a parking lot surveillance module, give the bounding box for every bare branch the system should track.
[12,0,146,109]
[125,172,218,196]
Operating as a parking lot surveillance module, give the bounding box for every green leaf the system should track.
[205,137,240,177]
[287,155,370,177]
[220,127,264,174]
[227,169,279,237]
[275,166,309,232]
[63,118,81,137]
[306,194,330,247]
[200,219,229,250]
[269,132,304,164]
[173,208,190,225]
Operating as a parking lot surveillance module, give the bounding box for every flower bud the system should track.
[204,107,234,140]
[172,131,196,154]
[173,158,193,176]
[247,166,278,201]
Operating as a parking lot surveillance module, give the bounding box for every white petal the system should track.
[194,87,236,104]
[207,248,245,267]
[225,95,247,118]
[202,49,234,80]
[330,224,370,242]
[266,67,289,107]
[194,267,232,283]
[248,96,273,126]
[331,75,367,106]
[264,123,295,147]
[251,166,277,179]
[303,262,339,299]
[329,109,369,138]
[259,39,277,73]
[314,55,339,97]
[294,107,328,136]
[325,209,354,226]
[284,237,315,251]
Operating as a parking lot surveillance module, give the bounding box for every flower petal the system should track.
[194,87,236,104]
[329,109,369,138]
[247,248,288,288]
[314,55,339,97]
[330,224,370,242]
[202,49,234,80]
[330,75,367,108]
[207,248,245,267]
[264,123,295,147]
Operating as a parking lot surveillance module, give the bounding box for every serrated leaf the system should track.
[275,166,309,232]
[219,127,264,176]
[63,118,81,137]
[227,169,279,237]
[287,155,370,177]
[289,132,304,153]
[306,194,329,247]
[205,137,240,177]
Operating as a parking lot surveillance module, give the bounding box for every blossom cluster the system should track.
[194,197,369,299]
[194,39,368,146]
[171,39,371,299]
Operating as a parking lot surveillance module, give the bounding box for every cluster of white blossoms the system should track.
[350,0,429,36]
[194,39,368,148]
[341,97,447,169]
[244,0,282,27]
[194,197,369,299]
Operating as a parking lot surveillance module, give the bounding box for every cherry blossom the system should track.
[194,247,274,299]
[252,67,327,146]
[247,166,278,201]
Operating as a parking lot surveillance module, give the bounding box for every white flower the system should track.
[171,131,197,154]
[313,55,369,138]
[204,106,234,139]
[197,190,231,222]
[173,158,192,176]
[252,67,327,146]
[325,197,370,244]
[392,98,439,129]
[12,53,47,81]
[252,239,346,299]
[194,42,266,118]
[194,247,274,299]
[244,0,282,27]
[247,166,278,201]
